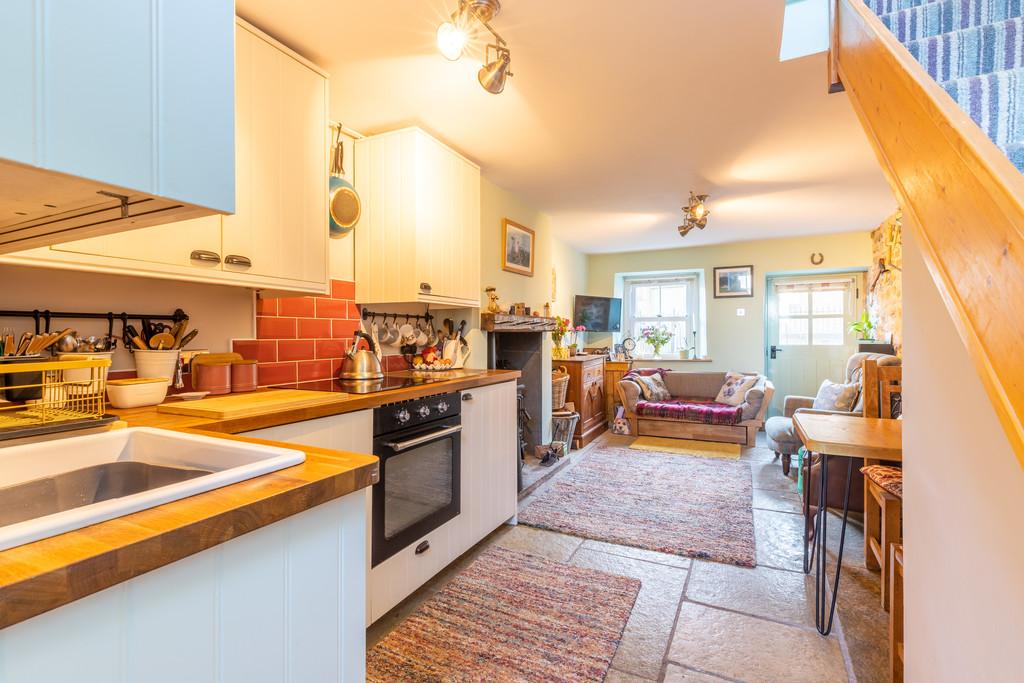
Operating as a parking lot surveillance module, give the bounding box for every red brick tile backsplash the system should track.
[235,279,362,387]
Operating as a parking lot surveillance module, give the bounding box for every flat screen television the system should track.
[573,295,622,333]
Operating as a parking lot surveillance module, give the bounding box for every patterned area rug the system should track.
[519,446,756,567]
[366,546,640,682]
[628,436,741,460]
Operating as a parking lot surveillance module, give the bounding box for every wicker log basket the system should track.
[552,365,570,410]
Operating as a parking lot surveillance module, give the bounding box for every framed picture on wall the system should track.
[713,265,754,298]
[502,219,535,277]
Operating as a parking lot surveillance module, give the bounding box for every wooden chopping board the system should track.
[157,389,348,420]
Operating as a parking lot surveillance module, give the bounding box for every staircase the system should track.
[832,0,1024,469]
[868,0,1024,169]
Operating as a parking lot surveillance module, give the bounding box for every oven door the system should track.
[371,419,461,567]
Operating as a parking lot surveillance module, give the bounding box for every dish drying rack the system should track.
[0,358,116,441]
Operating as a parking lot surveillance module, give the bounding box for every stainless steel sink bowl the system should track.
[0,427,305,551]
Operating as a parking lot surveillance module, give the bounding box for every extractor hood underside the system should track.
[0,159,213,254]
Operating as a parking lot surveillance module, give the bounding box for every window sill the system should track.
[632,356,713,363]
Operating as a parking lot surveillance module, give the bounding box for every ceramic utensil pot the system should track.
[133,349,181,386]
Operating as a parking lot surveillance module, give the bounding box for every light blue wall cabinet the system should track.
[0,0,235,252]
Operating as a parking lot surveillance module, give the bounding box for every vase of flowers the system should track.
[552,316,572,360]
[567,324,586,356]
[640,324,673,359]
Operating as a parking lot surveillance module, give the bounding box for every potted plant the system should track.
[640,324,673,359]
[849,311,876,342]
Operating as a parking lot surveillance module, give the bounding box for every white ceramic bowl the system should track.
[106,378,169,409]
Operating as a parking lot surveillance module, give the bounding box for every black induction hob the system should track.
[273,370,484,395]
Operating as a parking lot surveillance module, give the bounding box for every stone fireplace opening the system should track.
[487,332,544,467]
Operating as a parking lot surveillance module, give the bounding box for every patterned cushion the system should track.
[715,372,758,407]
[634,374,672,401]
[861,464,903,498]
[813,379,860,412]
[635,399,744,426]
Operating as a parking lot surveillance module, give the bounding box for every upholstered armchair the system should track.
[764,352,901,474]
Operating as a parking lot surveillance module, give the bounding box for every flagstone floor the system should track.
[368,432,889,682]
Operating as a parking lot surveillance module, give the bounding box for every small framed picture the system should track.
[713,265,754,298]
[502,218,535,277]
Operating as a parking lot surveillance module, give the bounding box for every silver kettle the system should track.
[338,330,384,380]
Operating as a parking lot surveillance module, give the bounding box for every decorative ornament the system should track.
[485,286,504,314]
[810,252,824,265]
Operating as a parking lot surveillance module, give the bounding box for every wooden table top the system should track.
[0,369,520,630]
[793,413,903,462]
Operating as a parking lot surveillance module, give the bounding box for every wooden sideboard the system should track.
[561,355,607,448]
[604,360,634,425]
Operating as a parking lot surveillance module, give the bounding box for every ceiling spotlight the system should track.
[437,0,513,94]
[678,191,711,238]
[478,44,512,94]
[436,21,470,61]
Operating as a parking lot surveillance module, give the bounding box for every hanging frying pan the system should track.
[329,125,361,238]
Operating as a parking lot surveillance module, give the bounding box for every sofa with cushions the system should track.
[616,370,774,447]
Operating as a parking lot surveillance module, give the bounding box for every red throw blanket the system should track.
[635,399,743,426]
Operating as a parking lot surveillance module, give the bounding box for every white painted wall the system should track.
[902,227,1024,680]
[0,264,254,372]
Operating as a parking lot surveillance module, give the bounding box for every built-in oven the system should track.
[371,391,461,567]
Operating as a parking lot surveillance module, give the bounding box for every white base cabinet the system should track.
[0,19,330,295]
[0,492,367,683]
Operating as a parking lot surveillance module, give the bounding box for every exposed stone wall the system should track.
[867,211,903,355]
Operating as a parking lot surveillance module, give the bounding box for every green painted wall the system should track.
[585,231,873,373]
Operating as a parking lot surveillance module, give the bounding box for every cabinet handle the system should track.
[190,250,221,264]
[462,393,473,401]
[224,254,252,268]
[415,540,431,555]
[420,282,432,292]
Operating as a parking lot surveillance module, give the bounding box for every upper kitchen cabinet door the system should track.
[222,23,328,290]
[355,127,480,307]
[23,0,234,212]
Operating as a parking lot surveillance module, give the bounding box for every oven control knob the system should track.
[436,400,450,413]
[395,408,411,424]
[417,405,431,418]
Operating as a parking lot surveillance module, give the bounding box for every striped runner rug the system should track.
[366,546,640,682]
[519,446,756,567]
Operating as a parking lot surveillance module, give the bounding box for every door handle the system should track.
[462,393,473,401]
[384,424,462,452]
[415,540,431,555]
[190,250,221,264]
[770,345,783,360]
[420,282,432,292]
[224,254,252,268]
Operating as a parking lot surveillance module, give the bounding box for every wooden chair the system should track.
[861,359,903,611]
[890,543,904,682]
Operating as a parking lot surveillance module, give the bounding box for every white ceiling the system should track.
[237,0,895,254]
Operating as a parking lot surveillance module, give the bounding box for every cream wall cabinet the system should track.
[0,19,330,295]
[354,128,481,308]
[0,0,235,250]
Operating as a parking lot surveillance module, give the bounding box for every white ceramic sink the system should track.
[0,427,305,551]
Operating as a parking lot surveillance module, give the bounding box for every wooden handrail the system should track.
[834,0,1024,470]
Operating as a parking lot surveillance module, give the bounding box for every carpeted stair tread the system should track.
[906,17,1024,80]
[941,68,1024,147]
[1003,140,1024,166]
[867,0,934,13]
[880,0,1024,43]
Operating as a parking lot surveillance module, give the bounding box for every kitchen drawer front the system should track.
[368,516,453,623]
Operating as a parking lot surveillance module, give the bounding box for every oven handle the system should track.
[384,424,462,452]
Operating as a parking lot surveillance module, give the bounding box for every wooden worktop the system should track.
[793,413,903,462]
[0,369,519,629]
